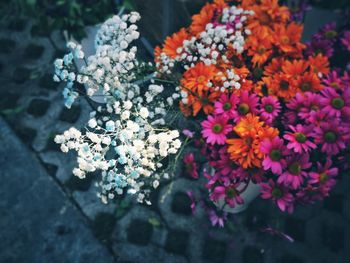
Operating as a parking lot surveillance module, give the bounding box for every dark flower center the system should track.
[238,103,250,115]
[324,131,337,143]
[244,137,253,146]
[225,187,237,198]
[272,187,283,198]
[212,124,223,134]
[260,12,271,25]
[201,97,210,105]
[258,46,266,54]
[264,104,274,113]
[319,172,328,183]
[281,36,290,44]
[301,82,311,91]
[325,30,337,39]
[269,149,282,161]
[295,132,307,143]
[223,102,232,111]
[331,97,345,109]
[253,68,263,79]
[331,82,340,89]
[280,80,289,90]
[288,162,301,175]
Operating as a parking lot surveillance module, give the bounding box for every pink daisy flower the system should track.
[208,208,227,228]
[297,92,322,120]
[278,154,311,189]
[309,158,338,190]
[260,179,294,213]
[214,93,239,118]
[201,115,233,145]
[322,70,343,89]
[232,91,259,122]
[307,110,330,127]
[320,87,350,119]
[211,185,244,208]
[341,31,350,51]
[183,153,199,179]
[259,96,281,125]
[313,120,350,155]
[296,185,325,204]
[260,137,288,175]
[283,124,316,153]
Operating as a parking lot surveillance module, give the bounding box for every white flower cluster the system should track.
[53,12,147,107]
[55,88,181,203]
[53,13,182,204]
[156,6,253,74]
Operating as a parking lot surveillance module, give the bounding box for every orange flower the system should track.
[273,23,305,55]
[234,114,264,137]
[163,28,188,58]
[181,62,218,94]
[264,58,284,76]
[296,72,323,92]
[246,0,290,35]
[282,59,308,78]
[227,135,263,169]
[186,91,220,116]
[246,32,273,66]
[263,73,297,100]
[308,54,330,76]
[190,4,215,35]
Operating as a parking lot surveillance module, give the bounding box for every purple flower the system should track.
[259,96,281,125]
[341,31,350,51]
[260,137,288,175]
[313,120,350,155]
[278,154,311,189]
[320,87,350,119]
[208,208,227,228]
[260,179,294,213]
[284,124,316,153]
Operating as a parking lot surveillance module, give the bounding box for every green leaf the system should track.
[123,0,135,11]
[1,107,25,115]
[148,217,161,227]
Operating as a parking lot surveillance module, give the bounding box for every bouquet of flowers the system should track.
[155,0,350,214]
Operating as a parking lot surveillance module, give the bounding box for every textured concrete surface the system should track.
[0,117,116,263]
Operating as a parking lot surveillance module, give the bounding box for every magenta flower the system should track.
[260,179,294,213]
[309,158,338,190]
[201,114,233,145]
[214,93,239,118]
[296,185,325,204]
[211,185,244,208]
[208,208,227,228]
[305,38,334,57]
[278,154,311,189]
[283,124,316,153]
[260,137,288,175]
[186,191,197,214]
[322,70,343,89]
[183,153,199,179]
[182,129,195,138]
[320,87,350,119]
[259,96,281,125]
[297,92,322,120]
[232,91,259,122]
[318,22,338,43]
[341,31,350,51]
[313,120,350,155]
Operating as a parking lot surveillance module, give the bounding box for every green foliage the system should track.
[2,0,132,41]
